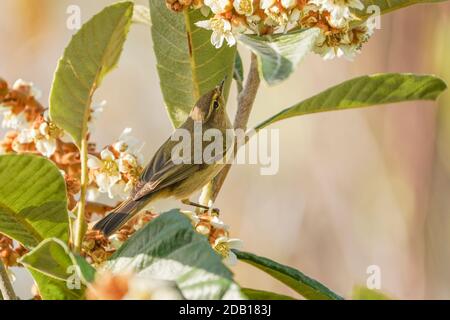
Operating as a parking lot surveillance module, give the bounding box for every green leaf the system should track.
[49,2,134,146]
[149,1,236,127]
[352,286,391,300]
[356,0,448,20]
[0,155,68,248]
[28,270,83,300]
[256,73,447,130]
[20,238,95,300]
[235,250,343,300]
[238,29,321,86]
[106,210,243,300]
[242,288,297,300]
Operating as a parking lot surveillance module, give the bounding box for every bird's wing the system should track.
[139,138,171,182]
[133,161,200,201]
[133,126,231,201]
[132,139,201,201]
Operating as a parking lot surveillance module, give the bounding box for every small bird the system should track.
[94,78,232,236]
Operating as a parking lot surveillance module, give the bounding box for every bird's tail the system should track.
[93,198,147,237]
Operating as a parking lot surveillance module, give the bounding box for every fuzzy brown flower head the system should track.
[111,210,158,244]
[0,234,19,267]
[85,201,114,223]
[0,78,8,98]
[166,0,190,11]
[82,230,114,266]
[183,210,230,245]
[166,0,203,11]
[0,79,44,123]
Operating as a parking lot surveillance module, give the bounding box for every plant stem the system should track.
[74,138,88,253]
[234,53,261,131]
[0,259,17,300]
[201,53,261,204]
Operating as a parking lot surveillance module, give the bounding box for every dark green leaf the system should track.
[235,250,343,300]
[106,210,243,300]
[242,288,297,300]
[256,73,447,130]
[149,1,236,127]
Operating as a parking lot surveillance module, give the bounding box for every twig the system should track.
[201,53,261,204]
[74,138,88,253]
[0,259,17,300]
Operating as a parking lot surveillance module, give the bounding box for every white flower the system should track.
[265,7,300,33]
[87,186,100,202]
[13,115,65,157]
[214,236,244,266]
[279,8,301,33]
[88,130,144,200]
[88,150,122,199]
[246,14,262,32]
[35,140,57,157]
[16,129,34,144]
[113,128,144,158]
[1,110,29,130]
[196,17,237,48]
[109,234,124,250]
[35,123,57,157]
[314,21,375,60]
[12,79,42,99]
[233,0,254,16]
[118,153,139,174]
[310,0,364,27]
[281,0,297,9]
[260,0,276,10]
[111,180,134,200]
[182,210,200,225]
[204,0,231,14]
[211,216,230,231]
[90,100,107,122]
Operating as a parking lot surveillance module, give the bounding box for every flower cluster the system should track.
[87,128,144,201]
[0,78,150,277]
[167,0,376,60]
[184,210,243,266]
[0,234,27,268]
[82,211,157,266]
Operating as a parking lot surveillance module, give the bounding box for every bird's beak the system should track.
[217,76,227,95]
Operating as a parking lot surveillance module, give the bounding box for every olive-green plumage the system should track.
[94,80,232,236]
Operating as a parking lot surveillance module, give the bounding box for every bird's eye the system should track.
[213,100,220,109]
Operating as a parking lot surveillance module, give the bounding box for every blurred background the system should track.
[1,0,449,300]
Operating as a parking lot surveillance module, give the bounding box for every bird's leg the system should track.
[181,199,220,215]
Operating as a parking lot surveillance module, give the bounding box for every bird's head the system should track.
[190,77,227,124]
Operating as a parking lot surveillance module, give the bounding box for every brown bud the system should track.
[0,78,8,98]
[165,0,188,12]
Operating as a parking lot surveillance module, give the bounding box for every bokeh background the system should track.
[1,0,450,300]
